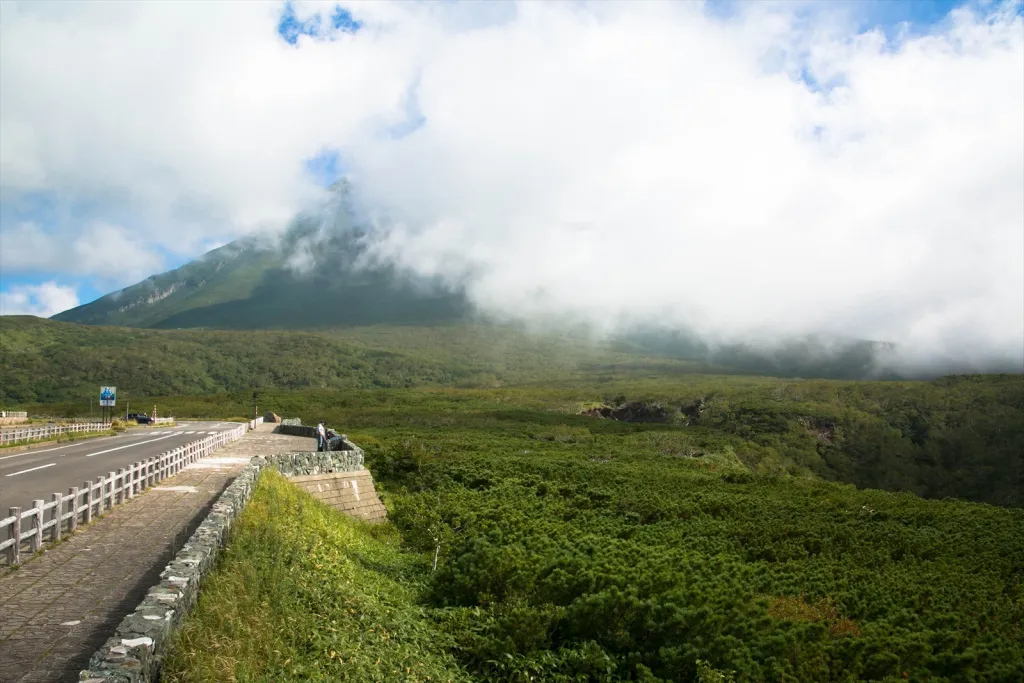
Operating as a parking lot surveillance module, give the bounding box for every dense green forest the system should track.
[166,385,1024,682]
[2,316,718,404]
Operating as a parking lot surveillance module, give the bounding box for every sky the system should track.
[0,0,1022,370]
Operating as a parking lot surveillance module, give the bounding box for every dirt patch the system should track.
[765,594,860,637]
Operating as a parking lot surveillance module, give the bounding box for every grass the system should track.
[163,469,469,683]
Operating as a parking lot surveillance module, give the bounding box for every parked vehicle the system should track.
[125,413,152,425]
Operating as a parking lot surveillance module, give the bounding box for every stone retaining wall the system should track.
[79,444,381,682]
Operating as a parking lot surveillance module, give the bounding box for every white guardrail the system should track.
[0,422,111,446]
[1,422,252,566]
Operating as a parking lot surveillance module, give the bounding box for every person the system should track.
[316,420,327,452]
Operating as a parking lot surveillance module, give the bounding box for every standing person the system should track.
[316,420,327,452]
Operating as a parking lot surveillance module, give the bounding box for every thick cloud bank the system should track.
[2,1,1022,369]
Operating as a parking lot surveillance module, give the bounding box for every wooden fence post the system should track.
[69,488,78,532]
[116,469,124,505]
[107,472,115,511]
[52,493,62,542]
[9,507,20,565]
[31,500,43,554]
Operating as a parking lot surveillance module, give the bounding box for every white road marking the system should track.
[6,463,56,477]
[0,436,119,461]
[185,431,196,435]
[85,433,180,457]
[61,620,81,626]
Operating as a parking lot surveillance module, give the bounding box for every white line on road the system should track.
[85,433,181,458]
[6,463,57,477]
[186,431,196,435]
[0,437,118,461]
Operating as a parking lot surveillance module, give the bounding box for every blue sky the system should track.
[0,0,1009,318]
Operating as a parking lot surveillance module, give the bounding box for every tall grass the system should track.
[163,469,468,683]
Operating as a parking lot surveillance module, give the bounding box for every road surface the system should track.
[0,421,242,528]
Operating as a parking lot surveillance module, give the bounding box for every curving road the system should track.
[0,421,243,526]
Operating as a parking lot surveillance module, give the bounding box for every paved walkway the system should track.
[0,424,313,683]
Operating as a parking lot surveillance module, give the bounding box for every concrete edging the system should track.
[79,447,367,682]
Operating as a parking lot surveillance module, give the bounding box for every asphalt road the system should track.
[0,421,242,530]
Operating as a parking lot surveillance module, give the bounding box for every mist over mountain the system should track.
[50,176,1022,380]
[52,182,470,330]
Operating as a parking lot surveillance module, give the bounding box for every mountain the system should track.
[47,183,911,380]
[53,181,469,329]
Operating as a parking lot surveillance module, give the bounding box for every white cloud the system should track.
[0,281,79,317]
[0,221,164,286]
[1,0,1021,368]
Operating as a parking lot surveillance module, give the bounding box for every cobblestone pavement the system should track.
[0,424,313,683]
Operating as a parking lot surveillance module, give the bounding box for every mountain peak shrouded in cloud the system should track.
[2,0,1022,371]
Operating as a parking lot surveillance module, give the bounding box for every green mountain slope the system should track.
[52,231,470,330]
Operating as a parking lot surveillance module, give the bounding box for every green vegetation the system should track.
[163,469,468,683]
[0,316,715,405]
[26,373,1019,507]
[166,384,1023,681]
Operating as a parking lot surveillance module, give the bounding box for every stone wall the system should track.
[274,423,316,438]
[80,441,383,682]
[268,448,365,474]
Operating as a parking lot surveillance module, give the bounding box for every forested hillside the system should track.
[0,316,709,404]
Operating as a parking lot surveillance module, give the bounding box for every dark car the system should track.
[126,413,152,425]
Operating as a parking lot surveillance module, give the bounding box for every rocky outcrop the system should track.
[582,401,674,424]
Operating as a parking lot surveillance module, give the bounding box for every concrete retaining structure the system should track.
[289,471,387,523]
[79,441,384,682]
